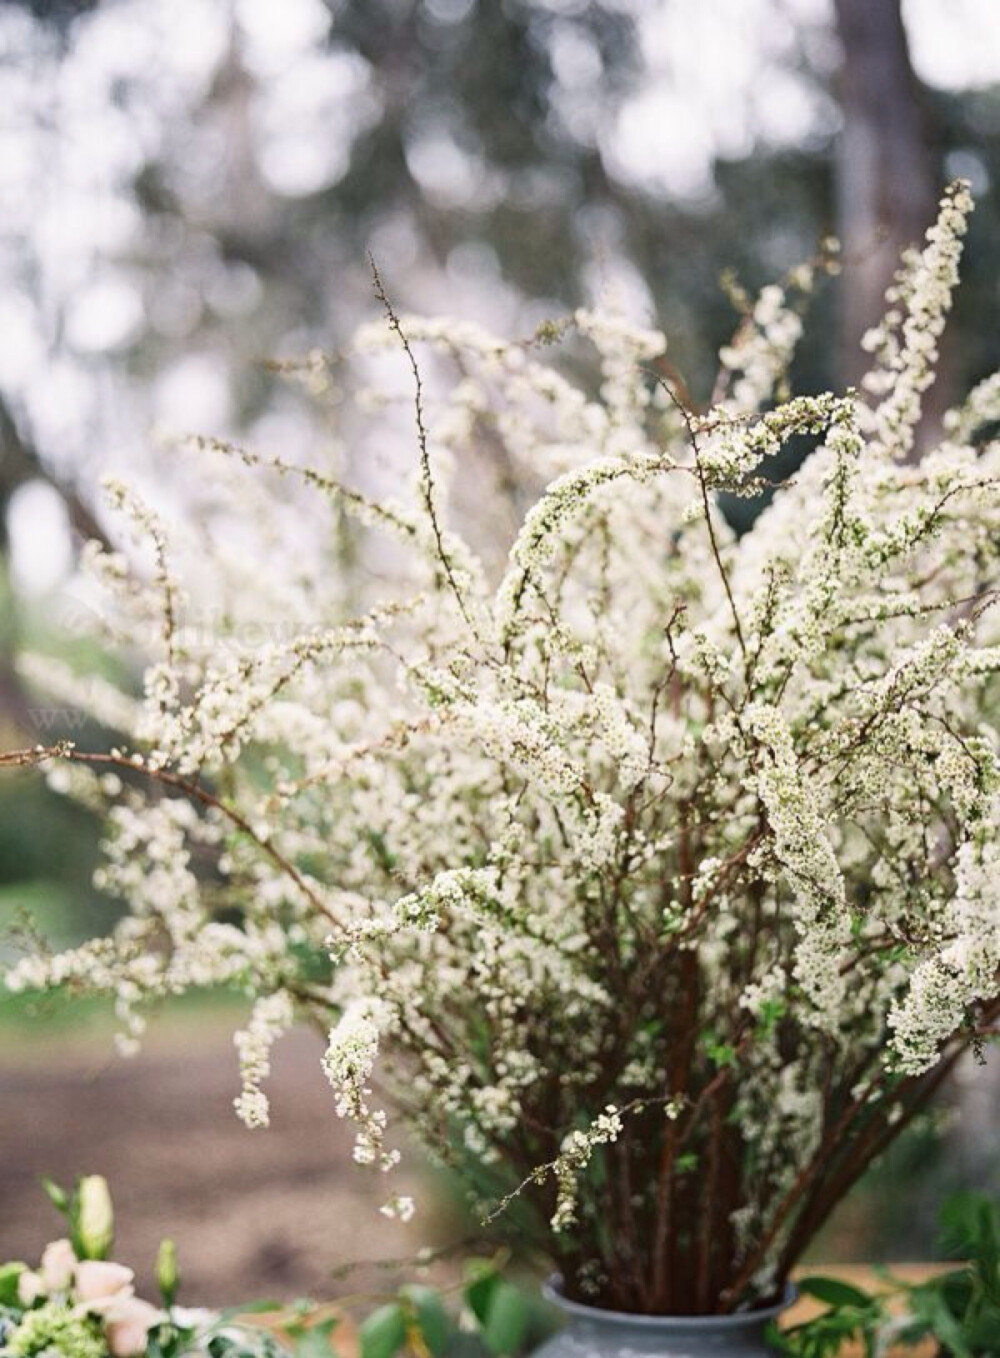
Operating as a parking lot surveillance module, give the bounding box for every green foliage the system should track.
[795,1277,873,1310]
[145,1315,287,1358]
[400,1287,451,1357]
[5,1304,105,1358]
[40,1177,70,1214]
[0,1306,22,1349]
[350,1260,543,1358]
[360,1304,408,1358]
[776,1192,1000,1358]
[462,1264,530,1358]
[895,1193,1000,1357]
[285,1319,340,1358]
[771,1276,885,1358]
[0,1267,26,1310]
[701,1033,738,1069]
[755,997,786,1038]
[271,1301,343,1358]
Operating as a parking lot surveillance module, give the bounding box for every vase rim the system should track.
[541,1276,797,1329]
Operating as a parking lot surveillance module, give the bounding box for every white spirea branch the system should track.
[5,181,1000,1309]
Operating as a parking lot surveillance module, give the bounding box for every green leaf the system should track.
[148,1320,200,1358]
[756,999,786,1036]
[463,1263,500,1326]
[294,1319,339,1358]
[967,1302,1000,1352]
[479,1282,529,1358]
[763,1319,794,1354]
[400,1285,451,1357]
[701,1033,737,1069]
[217,1302,282,1320]
[145,1325,171,1358]
[941,1209,971,1261]
[40,1177,69,1214]
[360,1303,407,1358]
[463,1263,532,1356]
[796,1276,873,1310]
[912,1288,974,1358]
[0,1263,26,1308]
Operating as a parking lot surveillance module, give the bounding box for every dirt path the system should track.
[0,1022,434,1306]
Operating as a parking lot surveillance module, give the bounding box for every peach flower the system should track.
[17,1270,44,1307]
[40,1239,77,1293]
[104,1297,162,1357]
[74,1260,135,1307]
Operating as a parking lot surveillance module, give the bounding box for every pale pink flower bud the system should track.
[74,1260,135,1304]
[40,1239,77,1293]
[17,1270,45,1306]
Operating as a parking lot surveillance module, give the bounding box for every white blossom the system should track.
[233,991,294,1129]
[5,180,1000,1313]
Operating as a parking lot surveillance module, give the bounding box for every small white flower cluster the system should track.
[718,276,811,413]
[889,823,1000,1073]
[322,1000,399,1195]
[550,1106,623,1233]
[6,182,1000,1312]
[495,453,669,642]
[233,991,294,1128]
[698,393,849,492]
[943,369,1000,445]
[861,180,974,458]
[745,701,849,1021]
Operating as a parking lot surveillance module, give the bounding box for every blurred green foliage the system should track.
[777,1192,1000,1358]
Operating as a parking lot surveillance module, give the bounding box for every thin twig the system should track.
[368,257,477,637]
[647,370,748,659]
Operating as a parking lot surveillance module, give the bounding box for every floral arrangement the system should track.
[4,182,1000,1315]
[0,1176,274,1358]
[1,1176,159,1358]
[0,1179,549,1358]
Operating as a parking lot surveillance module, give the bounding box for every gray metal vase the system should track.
[533,1280,795,1358]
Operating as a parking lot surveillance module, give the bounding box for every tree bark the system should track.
[833,0,940,392]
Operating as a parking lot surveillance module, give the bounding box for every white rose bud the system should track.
[76,1176,114,1260]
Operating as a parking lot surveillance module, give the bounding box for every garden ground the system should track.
[0,1005,435,1305]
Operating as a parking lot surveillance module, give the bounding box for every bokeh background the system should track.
[2,0,1000,1304]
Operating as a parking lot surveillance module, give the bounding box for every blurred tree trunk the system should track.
[833,0,943,424]
[0,396,109,738]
